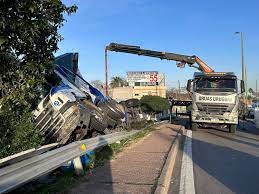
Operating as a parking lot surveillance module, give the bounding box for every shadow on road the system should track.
[207,131,259,149]
[238,120,259,136]
[182,131,259,194]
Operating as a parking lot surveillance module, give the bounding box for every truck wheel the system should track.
[125,99,140,108]
[89,113,108,132]
[82,100,108,132]
[229,124,236,134]
[106,115,118,128]
[98,101,124,121]
[191,122,198,131]
[107,100,125,118]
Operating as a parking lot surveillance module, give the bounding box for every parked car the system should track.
[248,102,259,119]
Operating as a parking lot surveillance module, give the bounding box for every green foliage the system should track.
[0,0,77,109]
[0,0,77,158]
[186,105,192,112]
[0,108,43,158]
[248,88,255,95]
[110,76,127,88]
[247,95,252,100]
[140,95,169,114]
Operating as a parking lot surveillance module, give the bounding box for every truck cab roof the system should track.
[194,72,237,79]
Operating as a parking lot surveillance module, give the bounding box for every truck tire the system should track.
[125,99,140,108]
[89,113,108,132]
[82,100,108,132]
[109,99,126,115]
[98,101,124,121]
[191,122,198,131]
[229,124,236,134]
[106,115,117,128]
[107,100,125,118]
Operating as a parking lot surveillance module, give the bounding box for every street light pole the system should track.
[105,48,109,96]
[241,32,248,98]
[241,32,246,84]
[235,32,246,88]
[236,32,248,105]
[256,80,258,104]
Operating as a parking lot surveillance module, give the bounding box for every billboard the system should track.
[126,71,159,83]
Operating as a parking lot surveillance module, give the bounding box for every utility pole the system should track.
[178,80,181,98]
[235,32,247,93]
[256,80,258,104]
[241,33,246,86]
[236,32,248,116]
[241,33,248,99]
[105,48,109,96]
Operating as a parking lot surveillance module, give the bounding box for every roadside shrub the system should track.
[0,108,43,158]
[140,95,169,115]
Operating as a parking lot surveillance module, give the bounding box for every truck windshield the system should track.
[195,78,237,92]
[40,73,63,99]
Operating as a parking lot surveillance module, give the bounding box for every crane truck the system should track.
[105,43,245,133]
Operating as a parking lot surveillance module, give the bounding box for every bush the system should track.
[140,95,169,114]
[0,108,43,158]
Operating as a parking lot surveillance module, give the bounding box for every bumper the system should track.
[192,111,238,124]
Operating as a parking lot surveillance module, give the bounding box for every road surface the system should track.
[170,120,259,194]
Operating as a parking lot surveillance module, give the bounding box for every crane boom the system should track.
[105,43,214,73]
[104,42,214,96]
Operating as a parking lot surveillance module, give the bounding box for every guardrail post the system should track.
[73,157,84,176]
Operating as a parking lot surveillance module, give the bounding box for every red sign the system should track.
[150,74,158,82]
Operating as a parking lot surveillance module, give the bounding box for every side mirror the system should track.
[240,80,245,93]
[187,79,193,92]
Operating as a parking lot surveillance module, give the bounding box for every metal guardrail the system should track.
[0,130,139,194]
[0,143,59,168]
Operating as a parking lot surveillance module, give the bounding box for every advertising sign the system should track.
[126,71,159,83]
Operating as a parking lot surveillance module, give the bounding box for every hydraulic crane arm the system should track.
[105,43,214,73]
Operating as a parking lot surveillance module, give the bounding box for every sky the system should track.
[57,0,259,90]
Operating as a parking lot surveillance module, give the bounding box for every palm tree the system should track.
[248,88,255,95]
[110,76,127,88]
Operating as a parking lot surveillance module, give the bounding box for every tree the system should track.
[140,95,169,114]
[91,80,104,91]
[110,76,127,88]
[248,88,255,95]
[0,0,77,158]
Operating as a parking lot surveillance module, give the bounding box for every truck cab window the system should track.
[195,78,236,92]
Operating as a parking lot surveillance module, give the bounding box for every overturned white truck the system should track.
[34,53,125,144]
[187,72,245,133]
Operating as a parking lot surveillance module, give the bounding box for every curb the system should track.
[154,125,184,194]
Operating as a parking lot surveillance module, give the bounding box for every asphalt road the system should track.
[170,120,259,194]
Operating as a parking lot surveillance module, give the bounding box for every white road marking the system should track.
[179,130,195,194]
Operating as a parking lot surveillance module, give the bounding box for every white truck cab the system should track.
[187,72,245,133]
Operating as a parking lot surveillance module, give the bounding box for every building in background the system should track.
[110,71,166,101]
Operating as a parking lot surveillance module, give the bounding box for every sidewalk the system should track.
[67,123,181,194]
